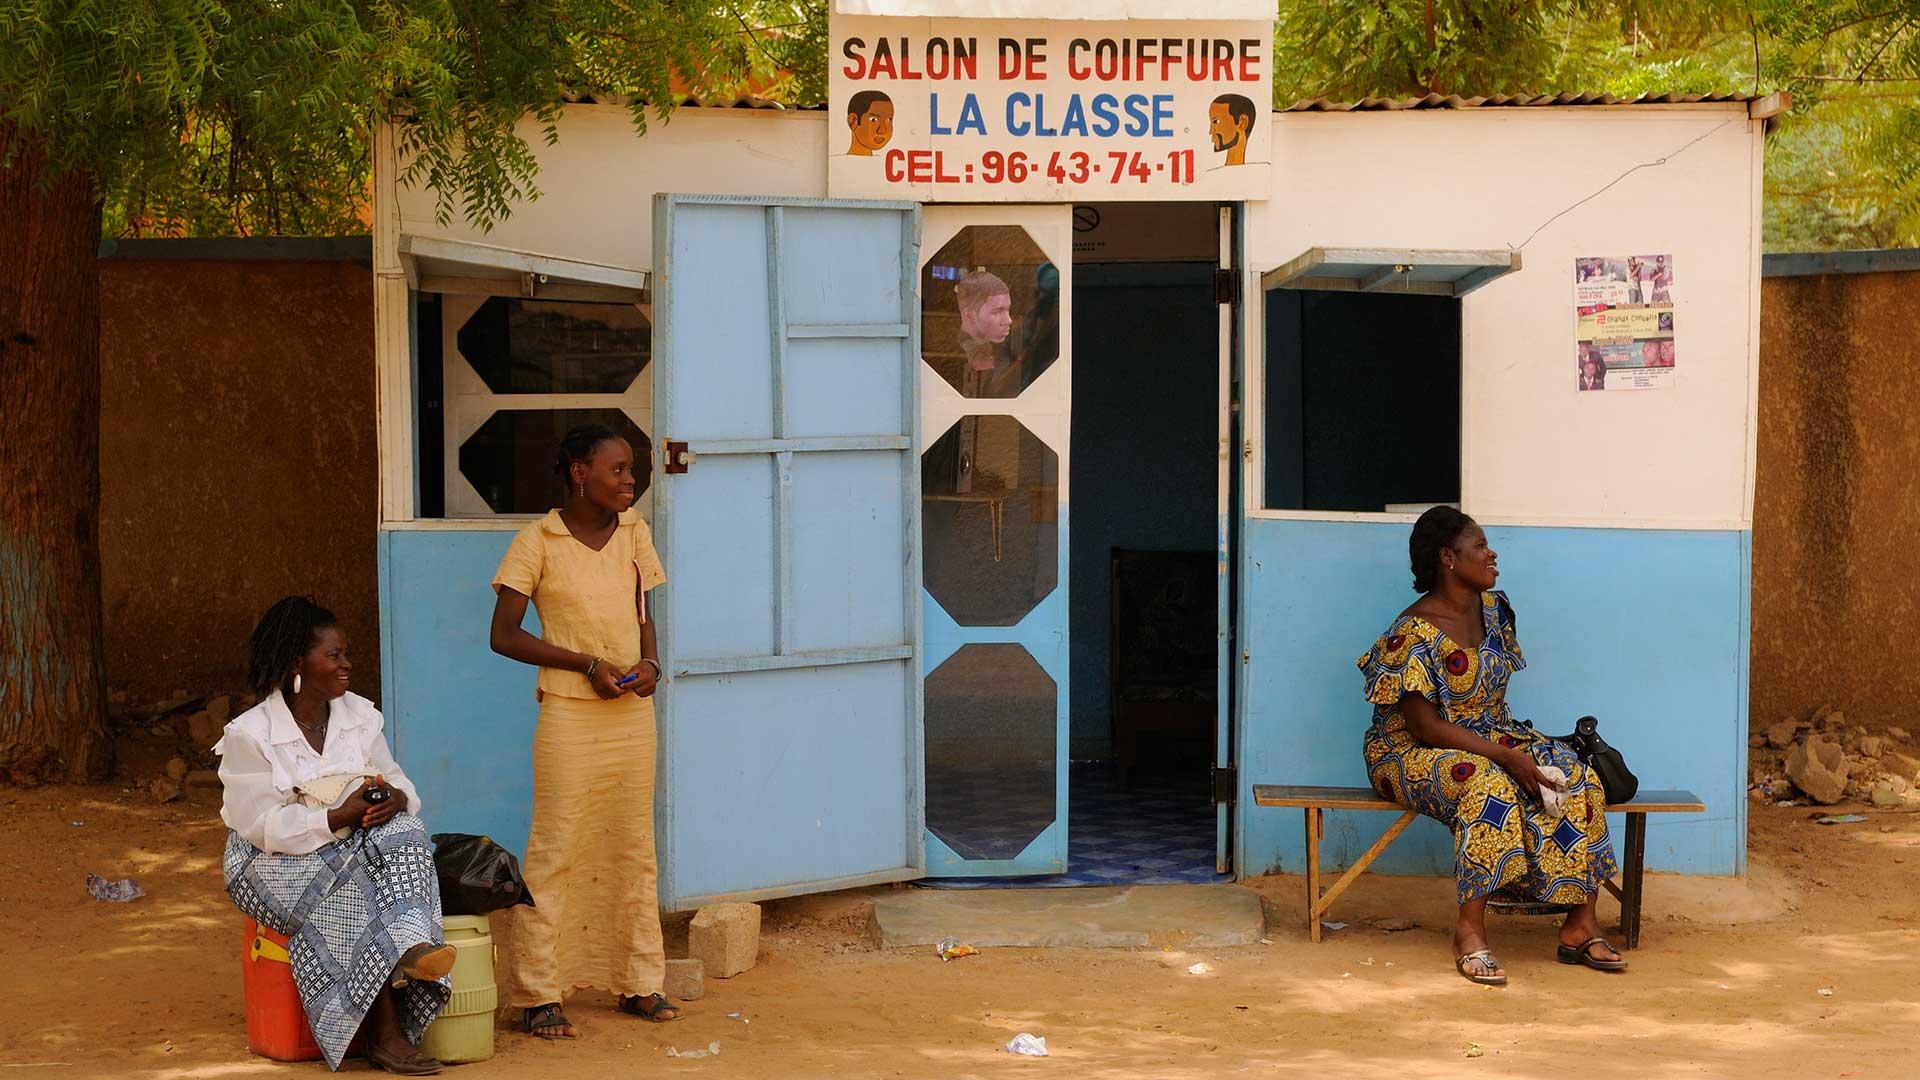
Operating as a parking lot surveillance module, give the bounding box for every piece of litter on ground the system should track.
[1258,938,1274,946]
[1385,961,1395,967]
[1361,957,1375,966]
[1341,972,1351,978]
[85,875,144,903]
[1719,984,1730,989]
[1776,799,1797,807]
[1816,814,1869,825]
[1320,921,1346,931]
[1005,1033,1049,1057]
[1463,1042,1485,1058]
[69,821,83,827]
[1187,962,1212,975]
[1817,987,1834,997]
[936,936,980,961]
[666,1041,721,1059]
[725,1012,749,1024]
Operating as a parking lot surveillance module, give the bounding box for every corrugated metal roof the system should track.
[1280,91,1759,112]
[560,91,802,110]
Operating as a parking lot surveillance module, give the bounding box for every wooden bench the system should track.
[1251,785,1706,948]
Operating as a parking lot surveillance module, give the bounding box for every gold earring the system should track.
[576,481,584,499]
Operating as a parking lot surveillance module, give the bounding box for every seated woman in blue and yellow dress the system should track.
[1357,507,1626,986]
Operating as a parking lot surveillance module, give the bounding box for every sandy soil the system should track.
[2,777,1915,1080]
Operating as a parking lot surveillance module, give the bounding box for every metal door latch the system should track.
[663,441,695,474]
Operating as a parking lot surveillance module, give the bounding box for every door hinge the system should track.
[1214,267,1240,305]
[663,441,694,475]
[1211,766,1238,805]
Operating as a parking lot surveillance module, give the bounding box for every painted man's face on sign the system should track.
[1208,103,1245,152]
[848,98,895,156]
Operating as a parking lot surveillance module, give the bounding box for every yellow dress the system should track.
[491,506,668,1005]
[1357,591,1618,904]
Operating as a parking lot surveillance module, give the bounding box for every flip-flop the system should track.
[618,993,684,1022]
[1557,937,1629,972]
[522,1002,578,1039]
[1455,949,1507,986]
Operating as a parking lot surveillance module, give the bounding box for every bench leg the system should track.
[1305,807,1322,943]
[1619,812,1646,950]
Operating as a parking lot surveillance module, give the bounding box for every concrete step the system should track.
[867,883,1267,950]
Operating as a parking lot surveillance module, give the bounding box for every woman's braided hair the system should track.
[1408,506,1475,594]
[554,422,619,492]
[246,595,336,698]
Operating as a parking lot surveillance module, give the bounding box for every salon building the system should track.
[371,0,1776,909]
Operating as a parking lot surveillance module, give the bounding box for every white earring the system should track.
[293,673,303,695]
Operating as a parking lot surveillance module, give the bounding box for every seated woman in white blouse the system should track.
[217,596,452,1076]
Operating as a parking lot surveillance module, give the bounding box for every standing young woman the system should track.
[488,423,682,1039]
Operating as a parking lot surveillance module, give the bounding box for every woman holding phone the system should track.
[488,423,680,1040]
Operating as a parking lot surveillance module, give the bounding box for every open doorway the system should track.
[1065,202,1226,886]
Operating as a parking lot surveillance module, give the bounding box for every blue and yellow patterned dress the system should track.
[1357,591,1619,905]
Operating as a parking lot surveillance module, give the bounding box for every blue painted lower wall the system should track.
[381,518,1752,882]
[379,528,541,855]
[1235,519,1750,878]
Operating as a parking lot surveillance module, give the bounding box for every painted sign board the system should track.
[829,16,1273,202]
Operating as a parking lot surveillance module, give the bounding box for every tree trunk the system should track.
[0,123,112,784]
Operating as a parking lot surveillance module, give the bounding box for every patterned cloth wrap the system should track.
[1357,591,1619,905]
[224,814,450,1070]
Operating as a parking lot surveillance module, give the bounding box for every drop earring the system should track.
[577,482,585,499]
[293,673,303,695]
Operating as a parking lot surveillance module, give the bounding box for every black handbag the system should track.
[1554,715,1639,804]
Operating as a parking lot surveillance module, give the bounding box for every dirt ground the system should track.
[2,777,1915,1080]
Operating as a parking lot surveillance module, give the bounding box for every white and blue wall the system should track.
[1237,105,1763,877]
[373,101,1764,879]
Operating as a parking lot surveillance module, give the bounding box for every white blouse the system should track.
[215,691,424,855]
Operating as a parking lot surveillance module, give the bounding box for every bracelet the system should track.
[641,657,663,679]
[586,656,602,679]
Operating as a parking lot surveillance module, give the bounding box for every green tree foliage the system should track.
[1272,1,1920,250]
[0,0,822,236]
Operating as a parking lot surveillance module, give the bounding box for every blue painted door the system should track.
[650,195,925,910]
[917,206,1073,877]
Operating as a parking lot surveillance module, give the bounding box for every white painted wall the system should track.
[387,102,1764,531]
[393,106,830,278]
[1246,105,1764,530]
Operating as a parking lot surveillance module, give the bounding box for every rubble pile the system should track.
[1749,704,1920,809]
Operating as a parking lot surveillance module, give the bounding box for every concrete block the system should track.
[664,958,704,1001]
[688,903,761,979]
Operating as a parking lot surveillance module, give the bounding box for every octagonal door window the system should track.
[922,226,1059,399]
[924,643,1057,861]
[922,416,1059,627]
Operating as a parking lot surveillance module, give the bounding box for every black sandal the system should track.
[618,993,684,1022]
[1557,937,1629,972]
[522,1002,578,1039]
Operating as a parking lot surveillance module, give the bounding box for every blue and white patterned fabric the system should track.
[224,814,449,1070]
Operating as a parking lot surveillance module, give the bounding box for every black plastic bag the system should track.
[431,833,536,915]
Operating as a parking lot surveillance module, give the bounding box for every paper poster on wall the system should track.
[829,16,1273,201]
[1574,255,1675,392]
